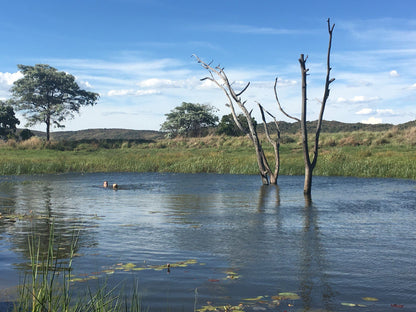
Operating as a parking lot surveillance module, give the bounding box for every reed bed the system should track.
[12,224,144,312]
[0,129,415,179]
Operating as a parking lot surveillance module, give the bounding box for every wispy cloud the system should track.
[356,108,373,115]
[337,95,381,104]
[211,24,304,35]
[341,18,416,47]
[107,89,161,97]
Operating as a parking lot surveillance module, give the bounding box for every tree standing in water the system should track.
[195,55,281,185]
[275,19,335,197]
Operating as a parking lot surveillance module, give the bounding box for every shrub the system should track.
[18,136,44,149]
[339,136,361,146]
[20,129,34,141]
[403,127,416,145]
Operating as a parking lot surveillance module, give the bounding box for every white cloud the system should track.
[410,83,416,90]
[356,108,396,117]
[107,89,160,96]
[107,89,132,96]
[376,109,395,115]
[137,78,182,88]
[356,108,373,115]
[77,79,93,89]
[0,71,22,86]
[337,95,381,104]
[362,117,383,124]
[352,95,380,103]
[389,70,399,77]
[135,89,160,96]
[197,79,217,90]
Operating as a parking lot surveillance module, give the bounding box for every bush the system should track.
[20,129,34,141]
[18,136,44,149]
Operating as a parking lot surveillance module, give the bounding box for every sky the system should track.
[0,0,415,132]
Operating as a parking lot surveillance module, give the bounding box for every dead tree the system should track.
[194,55,280,185]
[276,18,335,196]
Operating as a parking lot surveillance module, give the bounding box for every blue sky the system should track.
[1,0,415,132]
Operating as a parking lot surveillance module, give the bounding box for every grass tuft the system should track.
[0,129,415,179]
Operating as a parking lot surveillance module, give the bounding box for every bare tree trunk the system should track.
[275,19,335,197]
[304,165,313,197]
[299,53,313,195]
[195,56,280,185]
[195,19,334,191]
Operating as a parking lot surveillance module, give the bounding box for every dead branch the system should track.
[274,78,300,122]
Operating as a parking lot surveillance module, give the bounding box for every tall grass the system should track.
[13,224,144,312]
[1,129,415,179]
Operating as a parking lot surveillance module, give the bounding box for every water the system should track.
[0,172,415,311]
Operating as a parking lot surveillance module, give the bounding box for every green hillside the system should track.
[21,120,416,141]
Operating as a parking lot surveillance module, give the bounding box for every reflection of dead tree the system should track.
[194,56,280,185]
[276,19,335,196]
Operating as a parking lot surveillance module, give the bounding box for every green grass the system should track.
[1,129,415,179]
[13,223,145,312]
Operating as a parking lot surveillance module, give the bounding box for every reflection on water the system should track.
[0,173,415,311]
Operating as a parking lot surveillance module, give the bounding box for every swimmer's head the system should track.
[103,181,109,188]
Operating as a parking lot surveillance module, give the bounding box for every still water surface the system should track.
[0,173,415,311]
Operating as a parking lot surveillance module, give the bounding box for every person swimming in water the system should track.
[103,181,118,190]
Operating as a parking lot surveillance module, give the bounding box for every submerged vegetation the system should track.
[10,224,143,312]
[0,126,415,179]
[6,222,404,311]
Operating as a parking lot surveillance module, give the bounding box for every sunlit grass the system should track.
[0,129,415,179]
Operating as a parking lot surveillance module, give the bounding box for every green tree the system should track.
[20,128,34,141]
[160,102,219,137]
[217,113,257,136]
[10,64,99,141]
[0,102,20,139]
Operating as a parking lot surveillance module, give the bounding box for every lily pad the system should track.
[362,297,378,301]
[119,262,136,271]
[132,267,149,271]
[196,305,217,312]
[225,270,241,280]
[276,292,300,300]
[243,296,264,301]
[341,302,367,307]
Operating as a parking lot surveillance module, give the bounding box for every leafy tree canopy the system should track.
[160,102,219,137]
[0,102,20,139]
[20,128,34,141]
[10,64,99,141]
[217,113,256,136]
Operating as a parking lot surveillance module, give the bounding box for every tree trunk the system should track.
[304,165,312,196]
[269,174,277,185]
[299,53,313,195]
[46,119,50,141]
[195,55,280,186]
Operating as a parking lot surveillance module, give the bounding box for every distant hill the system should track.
[18,120,415,141]
[20,128,164,142]
[268,120,408,134]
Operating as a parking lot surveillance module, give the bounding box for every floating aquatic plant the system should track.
[362,296,378,301]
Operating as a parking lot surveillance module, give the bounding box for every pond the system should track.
[0,172,415,311]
